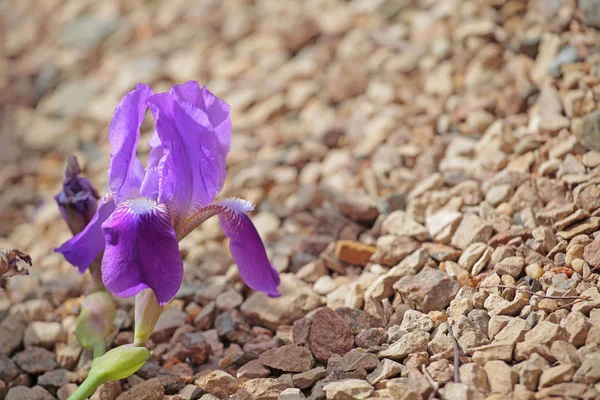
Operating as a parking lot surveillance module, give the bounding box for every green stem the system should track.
[88,260,105,293]
[92,341,105,359]
[68,373,104,400]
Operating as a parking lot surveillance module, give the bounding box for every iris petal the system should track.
[101,198,183,305]
[108,84,154,203]
[177,198,280,297]
[55,196,116,273]
[218,199,280,298]
[146,91,231,229]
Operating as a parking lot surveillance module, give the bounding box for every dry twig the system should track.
[447,322,461,383]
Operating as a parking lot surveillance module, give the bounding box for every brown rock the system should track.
[309,307,355,362]
[394,267,459,313]
[258,345,314,372]
[334,240,376,266]
[293,318,312,346]
[194,370,238,399]
[115,379,163,400]
[451,214,493,250]
[355,328,387,348]
[292,367,326,389]
[6,386,55,400]
[241,274,323,330]
[13,347,57,374]
[237,360,270,380]
[241,377,292,400]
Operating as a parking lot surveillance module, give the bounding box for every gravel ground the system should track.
[3,0,600,399]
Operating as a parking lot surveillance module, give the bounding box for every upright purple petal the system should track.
[101,198,183,305]
[108,84,154,203]
[216,199,280,297]
[55,196,116,273]
[146,91,231,230]
[140,131,165,201]
[170,81,231,156]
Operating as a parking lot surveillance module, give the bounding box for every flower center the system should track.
[128,198,158,215]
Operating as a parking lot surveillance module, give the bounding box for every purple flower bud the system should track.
[55,156,100,235]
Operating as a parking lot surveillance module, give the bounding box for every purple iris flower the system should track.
[56,82,280,305]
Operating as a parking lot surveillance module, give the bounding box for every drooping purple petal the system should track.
[146,91,231,229]
[216,199,280,297]
[101,198,183,305]
[55,196,116,273]
[108,84,154,204]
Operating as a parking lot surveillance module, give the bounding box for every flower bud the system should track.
[89,345,152,381]
[55,156,100,235]
[134,289,163,345]
[76,291,115,353]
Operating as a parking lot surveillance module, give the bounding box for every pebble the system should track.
[258,345,314,373]
[308,307,355,362]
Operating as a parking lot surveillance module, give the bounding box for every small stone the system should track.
[441,382,479,400]
[242,377,293,400]
[90,381,121,400]
[334,240,376,266]
[57,384,77,400]
[394,267,459,313]
[179,385,205,400]
[308,307,355,362]
[342,350,379,372]
[539,364,576,388]
[152,308,187,343]
[13,346,57,374]
[459,363,489,392]
[215,290,243,311]
[241,274,323,330]
[524,321,568,345]
[494,256,525,278]
[557,217,600,240]
[381,211,429,241]
[366,359,403,384]
[378,331,429,361]
[573,353,600,384]
[116,378,164,400]
[237,360,270,380]
[6,386,55,400]
[579,0,600,30]
[525,263,543,279]
[399,310,434,333]
[584,237,600,266]
[370,236,419,266]
[327,65,368,103]
[323,379,373,399]
[313,276,338,296]
[292,367,326,390]
[548,46,578,77]
[483,360,517,394]
[24,322,65,349]
[259,345,314,373]
[194,370,238,399]
[458,243,488,271]
[278,388,305,400]
[451,214,494,250]
[355,328,387,348]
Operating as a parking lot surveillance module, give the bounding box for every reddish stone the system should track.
[308,308,355,362]
[292,318,312,346]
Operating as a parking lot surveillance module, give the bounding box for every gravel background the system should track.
[2,0,600,399]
